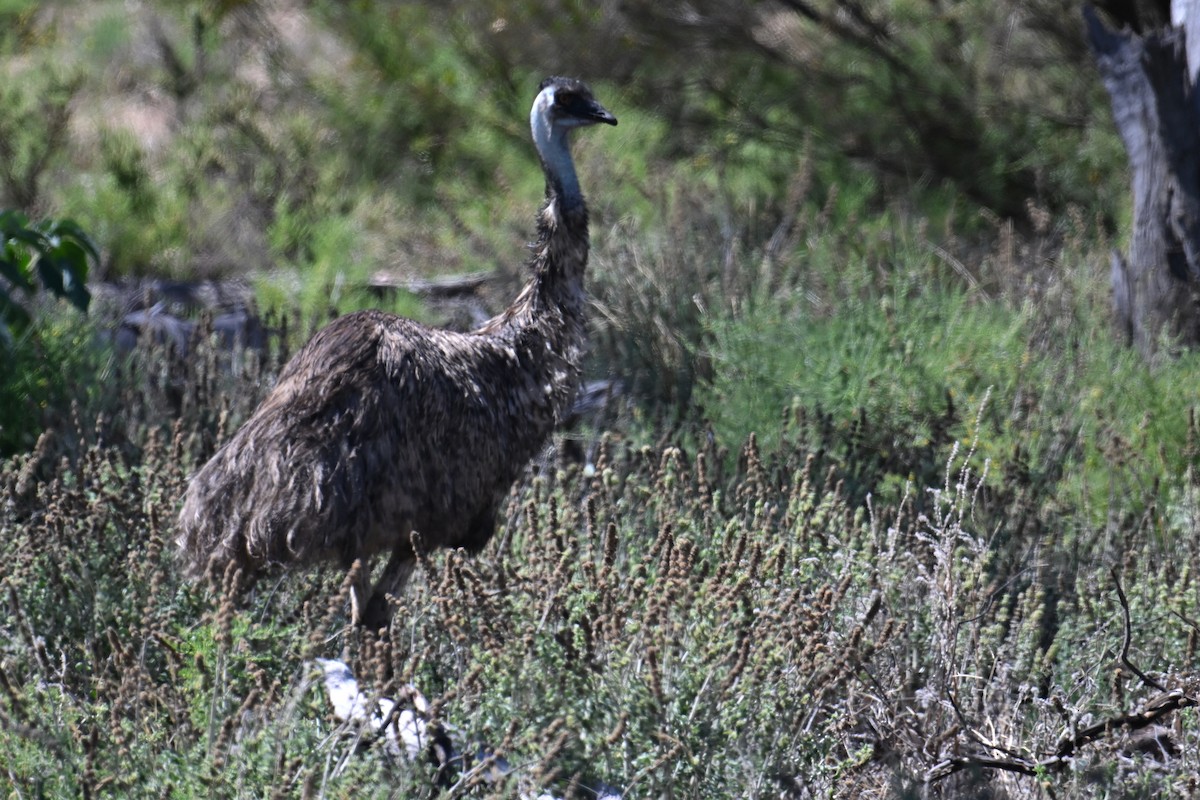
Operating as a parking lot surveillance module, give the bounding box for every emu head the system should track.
[530,77,617,205]
[531,76,618,133]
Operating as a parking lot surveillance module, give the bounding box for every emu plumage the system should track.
[176,77,616,629]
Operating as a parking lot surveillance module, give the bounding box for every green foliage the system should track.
[0,212,97,304]
[257,212,430,324]
[63,130,190,276]
[0,210,103,454]
[0,308,111,456]
[615,0,1123,225]
[0,210,97,338]
[314,2,519,190]
[0,51,79,212]
[694,216,1200,579]
[704,282,1023,455]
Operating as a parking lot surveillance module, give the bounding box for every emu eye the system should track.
[555,92,577,106]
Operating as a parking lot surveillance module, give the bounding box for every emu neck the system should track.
[475,174,590,367]
[476,103,592,374]
[532,116,583,211]
[531,194,589,312]
[471,118,592,425]
[525,109,591,312]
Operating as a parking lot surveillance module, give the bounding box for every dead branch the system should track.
[367,271,491,298]
[928,685,1197,784]
[1112,567,1166,692]
[926,571,1197,785]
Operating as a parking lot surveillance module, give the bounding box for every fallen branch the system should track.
[926,685,1197,784]
[368,271,491,298]
[926,570,1196,785]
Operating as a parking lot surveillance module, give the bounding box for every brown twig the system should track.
[1169,607,1200,633]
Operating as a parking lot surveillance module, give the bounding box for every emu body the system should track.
[177,78,616,628]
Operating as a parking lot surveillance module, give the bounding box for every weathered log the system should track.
[366,270,491,298]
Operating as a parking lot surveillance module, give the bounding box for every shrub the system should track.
[0,211,102,454]
[4,386,1200,797]
[0,210,96,342]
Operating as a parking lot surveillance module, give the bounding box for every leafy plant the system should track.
[0,210,97,344]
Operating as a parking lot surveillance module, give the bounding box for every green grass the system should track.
[703,282,1024,453]
[696,212,1200,536]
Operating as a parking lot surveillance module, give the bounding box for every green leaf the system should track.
[50,238,90,276]
[46,218,100,263]
[0,209,29,234]
[59,261,91,313]
[45,241,92,312]
[3,225,47,250]
[0,210,98,340]
[0,255,34,291]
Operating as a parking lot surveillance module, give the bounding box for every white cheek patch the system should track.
[530,87,557,149]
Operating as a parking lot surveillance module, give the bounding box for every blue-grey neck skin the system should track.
[530,87,583,209]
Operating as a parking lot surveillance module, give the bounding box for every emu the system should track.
[177,77,616,629]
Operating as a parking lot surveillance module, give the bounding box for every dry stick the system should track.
[928,754,1039,780]
[1055,689,1197,760]
[1111,567,1166,692]
[356,695,402,753]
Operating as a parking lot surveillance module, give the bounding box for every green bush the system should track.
[703,283,1024,455]
[0,210,95,340]
[698,213,1200,545]
[0,210,102,455]
[0,308,110,455]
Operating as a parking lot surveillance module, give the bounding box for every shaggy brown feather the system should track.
[176,78,615,628]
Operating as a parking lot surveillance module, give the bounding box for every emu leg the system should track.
[358,548,415,631]
[349,556,375,629]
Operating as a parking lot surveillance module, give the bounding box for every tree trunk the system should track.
[1085,3,1200,356]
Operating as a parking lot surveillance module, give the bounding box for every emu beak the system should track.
[590,103,618,126]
